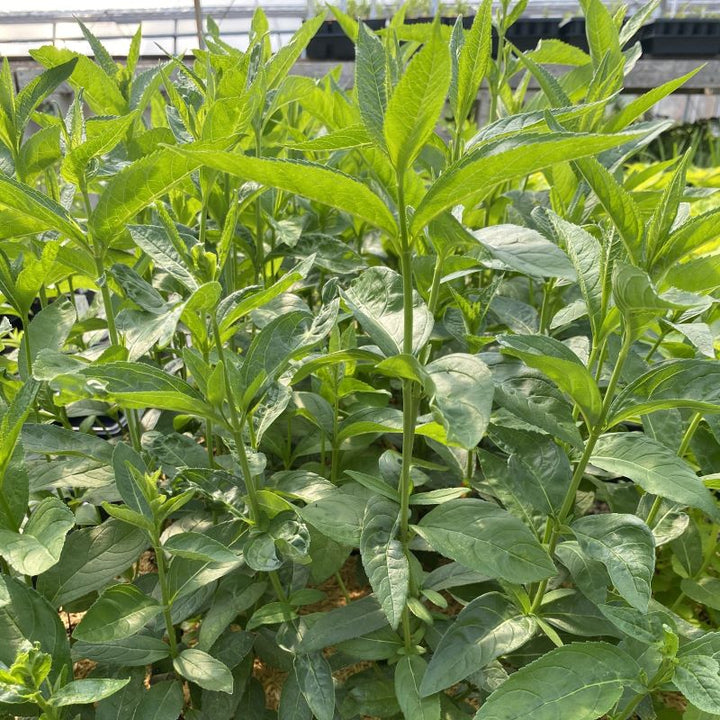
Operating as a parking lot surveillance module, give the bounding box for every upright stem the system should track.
[254,127,265,285]
[153,539,178,657]
[531,332,634,612]
[397,171,418,652]
[211,318,262,523]
[91,235,142,452]
[269,570,288,603]
[611,663,670,720]
[22,312,33,377]
[330,383,341,484]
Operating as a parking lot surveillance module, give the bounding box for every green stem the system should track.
[206,419,215,467]
[335,571,351,604]
[153,540,178,658]
[22,312,33,377]
[92,243,143,452]
[397,171,419,653]
[211,318,262,523]
[254,127,265,285]
[531,333,634,612]
[464,448,475,484]
[538,279,555,335]
[644,325,670,362]
[330,378,341,483]
[611,664,670,720]
[269,570,287,603]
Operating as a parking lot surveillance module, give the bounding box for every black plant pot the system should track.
[306,18,386,61]
[503,17,562,51]
[65,401,128,439]
[559,17,588,51]
[639,18,720,57]
[405,15,474,28]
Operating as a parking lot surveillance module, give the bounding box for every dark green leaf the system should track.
[413,499,555,583]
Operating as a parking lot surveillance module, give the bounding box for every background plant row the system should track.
[2,1,720,719]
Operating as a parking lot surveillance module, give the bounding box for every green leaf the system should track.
[609,360,720,425]
[18,125,61,179]
[77,20,117,76]
[655,207,720,271]
[546,213,604,336]
[0,381,39,482]
[605,67,701,132]
[395,655,440,720]
[173,648,233,694]
[474,642,639,720]
[217,255,314,333]
[493,376,583,448]
[498,334,602,425]
[294,653,335,720]
[15,59,78,133]
[342,267,433,357]
[0,174,85,244]
[591,433,720,520]
[425,353,493,449]
[238,308,336,410]
[112,443,152,518]
[22,423,113,465]
[575,157,644,263]
[127,225,198,292]
[0,575,71,680]
[31,46,126,115]
[613,262,681,338]
[384,22,450,173]
[674,656,720,715]
[473,224,576,280]
[0,496,74,576]
[72,584,161,643]
[507,438,572,517]
[360,497,408,630]
[681,577,720,612]
[664,253,720,293]
[49,678,131,707]
[50,361,216,419]
[62,112,136,185]
[356,21,387,148]
[71,636,170,667]
[571,513,655,611]
[133,680,184,720]
[455,0,492,121]
[411,131,637,234]
[280,671,312,720]
[580,0,622,70]
[421,592,536,696]
[169,147,397,235]
[20,297,75,381]
[299,489,364,547]
[298,596,389,653]
[413,499,555,584]
[90,150,201,242]
[198,577,266,651]
[37,519,148,607]
[163,532,239,564]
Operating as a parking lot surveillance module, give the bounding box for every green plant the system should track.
[1,2,720,719]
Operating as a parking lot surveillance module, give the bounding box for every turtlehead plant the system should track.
[1,1,720,718]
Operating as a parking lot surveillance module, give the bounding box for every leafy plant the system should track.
[1,1,720,719]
